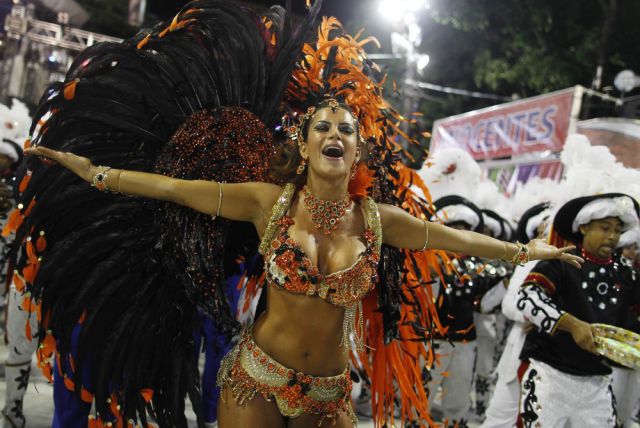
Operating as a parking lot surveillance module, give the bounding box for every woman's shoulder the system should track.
[256,182,298,214]
[250,182,286,205]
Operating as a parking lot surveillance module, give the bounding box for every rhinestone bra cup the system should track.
[260,184,382,308]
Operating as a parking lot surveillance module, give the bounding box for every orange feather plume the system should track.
[140,389,154,403]
[348,163,375,198]
[13,272,25,292]
[2,208,23,236]
[19,173,31,192]
[63,79,79,100]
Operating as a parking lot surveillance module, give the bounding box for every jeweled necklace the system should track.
[303,186,351,235]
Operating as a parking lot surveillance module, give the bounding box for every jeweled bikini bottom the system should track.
[217,328,356,426]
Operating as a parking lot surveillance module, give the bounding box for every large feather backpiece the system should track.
[4,1,320,426]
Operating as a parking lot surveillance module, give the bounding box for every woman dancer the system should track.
[26,99,581,427]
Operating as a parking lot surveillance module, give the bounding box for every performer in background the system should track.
[473,209,512,420]
[425,195,485,428]
[611,226,640,428]
[0,101,32,428]
[194,262,244,428]
[480,202,550,428]
[517,193,639,428]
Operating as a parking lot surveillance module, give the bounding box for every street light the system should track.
[614,70,640,96]
[378,1,406,22]
[378,0,429,22]
[378,0,430,132]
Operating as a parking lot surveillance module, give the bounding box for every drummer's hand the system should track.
[527,239,584,269]
[558,314,597,354]
[25,146,94,182]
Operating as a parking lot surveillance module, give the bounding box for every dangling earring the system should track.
[350,148,361,180]
[296,158,307,175]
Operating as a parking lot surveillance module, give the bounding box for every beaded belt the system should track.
[217,328,356,425]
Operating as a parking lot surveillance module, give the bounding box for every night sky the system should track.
[147,0,360,22]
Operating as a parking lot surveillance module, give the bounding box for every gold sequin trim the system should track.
[259,183,296,256]
[362,196,382,251]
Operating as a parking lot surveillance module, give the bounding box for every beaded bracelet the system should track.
[91,166,111,192]
[511,241,530,266]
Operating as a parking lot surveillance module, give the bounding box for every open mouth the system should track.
[322,145,344,159]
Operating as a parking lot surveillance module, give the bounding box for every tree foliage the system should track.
[423,0,640,99]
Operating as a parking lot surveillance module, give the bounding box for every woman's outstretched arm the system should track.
[379,203,583,268]
[25,146,282,231]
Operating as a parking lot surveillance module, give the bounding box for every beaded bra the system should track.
[259,184,382,350]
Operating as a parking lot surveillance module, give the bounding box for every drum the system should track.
[592,324,640,370]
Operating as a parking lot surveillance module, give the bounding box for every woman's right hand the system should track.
[25,146,94,182]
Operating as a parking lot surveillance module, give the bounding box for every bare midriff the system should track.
[252,285,350,377]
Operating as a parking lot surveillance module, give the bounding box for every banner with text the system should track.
[431,88,575,160]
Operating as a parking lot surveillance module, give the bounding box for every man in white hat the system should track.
[517,193,640,427]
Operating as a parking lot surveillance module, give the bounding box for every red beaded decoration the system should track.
[303,186,351,235]
[154,107,276,324]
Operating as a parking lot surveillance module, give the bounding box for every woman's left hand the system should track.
[527,239,583,269]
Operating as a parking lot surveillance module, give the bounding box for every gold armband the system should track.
[421,219,429,251]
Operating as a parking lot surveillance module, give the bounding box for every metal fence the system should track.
[1,3,121,106]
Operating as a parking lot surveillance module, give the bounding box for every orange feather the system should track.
[13,272,25,292]
[18,173,31,192]
[140,389,154,403]
[2,208,23,237]
[63,375,75,391]
[41,362,53,383]
[36,235,47,252]
[136,34,150,50]
[81,387,94,403]
[63,79,79,100]
[21,295,35,313]
[24,198,36,217]
[347,163,374,198]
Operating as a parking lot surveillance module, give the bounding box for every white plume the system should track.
[417,148,481,201]
[417,147,513,219]
[511,177,558,221]
[552,134,639,209]
[540,134,640,227]
[0,98,31,143]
